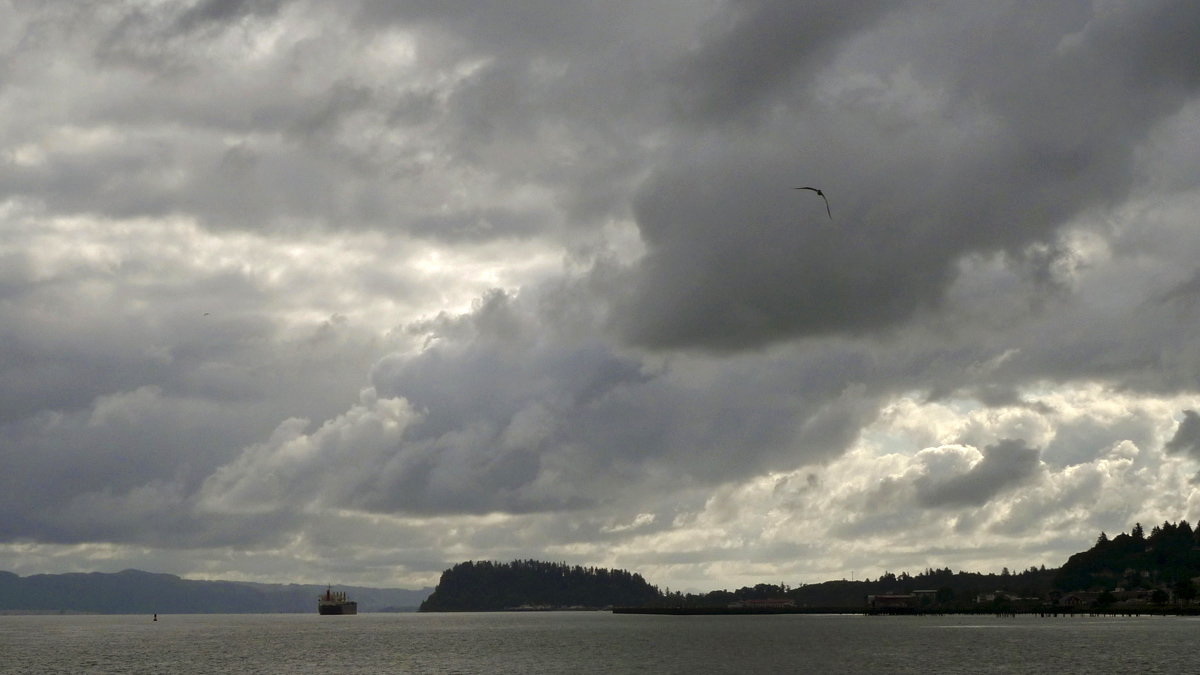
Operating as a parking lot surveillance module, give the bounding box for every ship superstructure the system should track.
[318,586,358,615]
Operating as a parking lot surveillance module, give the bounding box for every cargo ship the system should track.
[318,586,358,615]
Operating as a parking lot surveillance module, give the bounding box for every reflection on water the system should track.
[2,611,1195,674]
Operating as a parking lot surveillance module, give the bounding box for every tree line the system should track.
[421,519,1200,611]
[654,565,1058,609]
[1055,520,1200,600]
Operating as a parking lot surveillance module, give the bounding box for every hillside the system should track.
[0,569,432,614]
[1054,521,1200,592]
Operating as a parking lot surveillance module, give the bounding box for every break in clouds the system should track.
[4,0,1200,590]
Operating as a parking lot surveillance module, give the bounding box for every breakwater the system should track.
[613,606,862,615]
[614,606,1200,617]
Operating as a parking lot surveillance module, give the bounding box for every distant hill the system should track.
[0,569,432,614]
[420,560,661,611]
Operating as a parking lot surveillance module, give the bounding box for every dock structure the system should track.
[612,606,1200,617]
[612,606,863,616]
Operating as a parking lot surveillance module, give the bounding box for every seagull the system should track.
[794,187,831,220]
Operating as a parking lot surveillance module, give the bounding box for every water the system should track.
[2,612,1196,674]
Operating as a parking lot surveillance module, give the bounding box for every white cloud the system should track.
[198,388,416,514]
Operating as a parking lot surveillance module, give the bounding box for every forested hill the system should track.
[1055,521,1200,593]
[419,560,661,611]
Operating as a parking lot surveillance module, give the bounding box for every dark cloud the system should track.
[670,0,903,124]
[0,229,385,544]
[618,0,1200,351]
[359,286,875,515]
[174,0,289,33]
[916,440,1042,509]
[354,0,694,59]
[1165,410,1200,461]
[1042,412,1158,469]
[1083,0,1200,90]
[3,0,1200,587]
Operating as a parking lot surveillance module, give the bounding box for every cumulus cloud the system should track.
[4,0,1200,590]
[914,440,1041,508]
[198,388,417,514]
[364,286,875,514]
[530,387,1198,591]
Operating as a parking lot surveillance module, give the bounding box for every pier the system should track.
[613,606,1200,617]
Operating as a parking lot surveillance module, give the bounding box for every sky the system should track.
[3,0,1200,592]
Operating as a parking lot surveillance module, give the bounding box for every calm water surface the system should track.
[2,612,1196,674]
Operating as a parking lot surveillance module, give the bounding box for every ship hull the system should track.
[318,601,358,615]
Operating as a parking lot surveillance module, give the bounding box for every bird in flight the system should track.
[794,187,831,219]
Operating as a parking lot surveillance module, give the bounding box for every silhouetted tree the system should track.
[1173,579,1197,605]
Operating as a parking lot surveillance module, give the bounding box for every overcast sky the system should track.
[3,0,1200,592]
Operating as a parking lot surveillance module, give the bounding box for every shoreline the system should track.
[613,606,1200,617]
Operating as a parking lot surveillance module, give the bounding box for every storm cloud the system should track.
[619,0,1200,350]
[3,0,1200,590]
